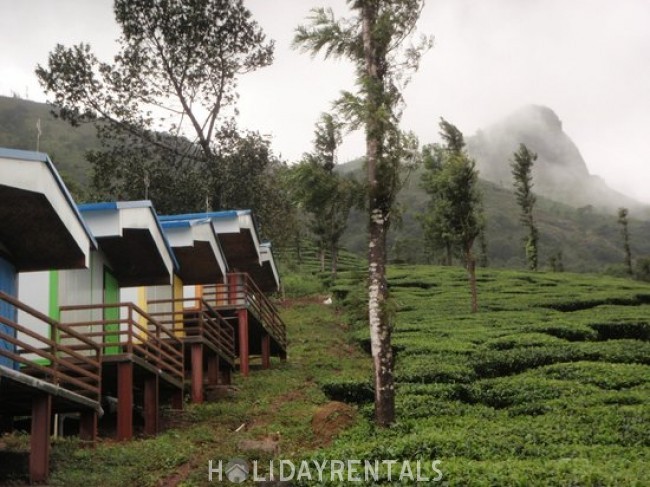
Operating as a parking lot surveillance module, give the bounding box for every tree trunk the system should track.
[467,246,478,313]
[445,241,452,266]
[362,1,395,427]
[368,207,394,426]
[319,248,325,273]
[331,243,338,279]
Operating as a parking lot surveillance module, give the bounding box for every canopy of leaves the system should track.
[422,119,483,254]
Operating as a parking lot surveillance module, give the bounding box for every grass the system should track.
[4,263,650,485]
[315,265,650,485]
[1,296,370,486]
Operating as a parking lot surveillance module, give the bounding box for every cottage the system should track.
[143,217,236,403]
[159,210,286,376]
[0,148,101,483]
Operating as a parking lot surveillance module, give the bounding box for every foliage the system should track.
[36,0,282,221]
[294,0,430,426]
[511,143,539,271]
[636,256,650,282]
[316,263,650,485]
[421,118,483,311]
[290,113,363,276]
[618,207,633,275]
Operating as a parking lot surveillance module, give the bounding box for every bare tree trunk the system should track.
[331,243,338,279]
[466,246,478,313]
[362,1,394,427]
[445,242,452,266]
[319,248,325,273]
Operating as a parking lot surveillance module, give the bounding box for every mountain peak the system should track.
[467,105,641,211]
[505,104,563,132]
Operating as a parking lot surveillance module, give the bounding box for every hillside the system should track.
[341,166,650,272]
[0,95,97,193]
[339,107,650,272]
[2,96,649,272]
[3,261,649,485]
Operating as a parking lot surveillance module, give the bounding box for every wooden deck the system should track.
[58,302,184,440]
[201,273,287,376]
[147,297,236,403]
[0,291,101,483]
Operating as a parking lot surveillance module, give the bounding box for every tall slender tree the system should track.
[294,0,429,426]
[511,143,539,271]
[618,207,633,275]
[291,113,361,277]
[422,119,483,312]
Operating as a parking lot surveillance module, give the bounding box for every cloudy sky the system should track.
[1,0,648,202]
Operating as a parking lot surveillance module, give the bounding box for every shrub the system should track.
[320,377,374,404]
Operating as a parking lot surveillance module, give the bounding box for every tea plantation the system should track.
[320,266,650,486]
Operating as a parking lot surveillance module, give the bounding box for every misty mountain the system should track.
[339,106,650,271]
[467,104,644,212]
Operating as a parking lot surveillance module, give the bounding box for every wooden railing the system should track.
[58,302,184,386]
[146,297,236,365]
[202,273,287,350]
[0,291,101,403]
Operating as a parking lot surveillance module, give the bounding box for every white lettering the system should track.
[365,460,380,481]
[383,460,398,481]
[296,461,312,481]
[416,461,430,481]
[431,460,444,482]
[399,461,414,481]
[348,460,361,482]
[330,460,345,481]
[280,460,295,481]
[208,460,222,482]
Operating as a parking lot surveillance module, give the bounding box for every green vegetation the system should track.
[3,256,650,485]
[316,265,650,485]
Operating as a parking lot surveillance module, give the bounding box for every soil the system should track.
[310,401,357,446]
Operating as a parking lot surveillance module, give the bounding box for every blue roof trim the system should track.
[161,220,192,229]
[78,202,118,212]
[79,199,180,272]
[0,147,48,162]
[159,210,240,222]
[0,148,98,250]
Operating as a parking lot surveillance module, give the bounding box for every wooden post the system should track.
[207,353,219,385]
[220,367,232,385]
[228,273,239,305]
[29,394,52,484]
[261,334,271,370]
[238,309,249,377]
[171,389,184,410]
[79,411,97,443]
[143,374,159,436]
[191,343,204,403]
[117,362,134,441]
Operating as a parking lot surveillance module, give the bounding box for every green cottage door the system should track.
[104,268,120,355]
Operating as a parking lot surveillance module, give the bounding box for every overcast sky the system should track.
[1,0,648,203]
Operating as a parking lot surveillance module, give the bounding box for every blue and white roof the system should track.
[0,148,95,270]
[78,201,178,286]
[160,217,227,284]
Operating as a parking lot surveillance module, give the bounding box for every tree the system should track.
[36,0,274,211]
[618,207,633,275]
[422,118,483,312]
[295,0,429,426]
[511,143,539,271]
[291,113,360,277]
